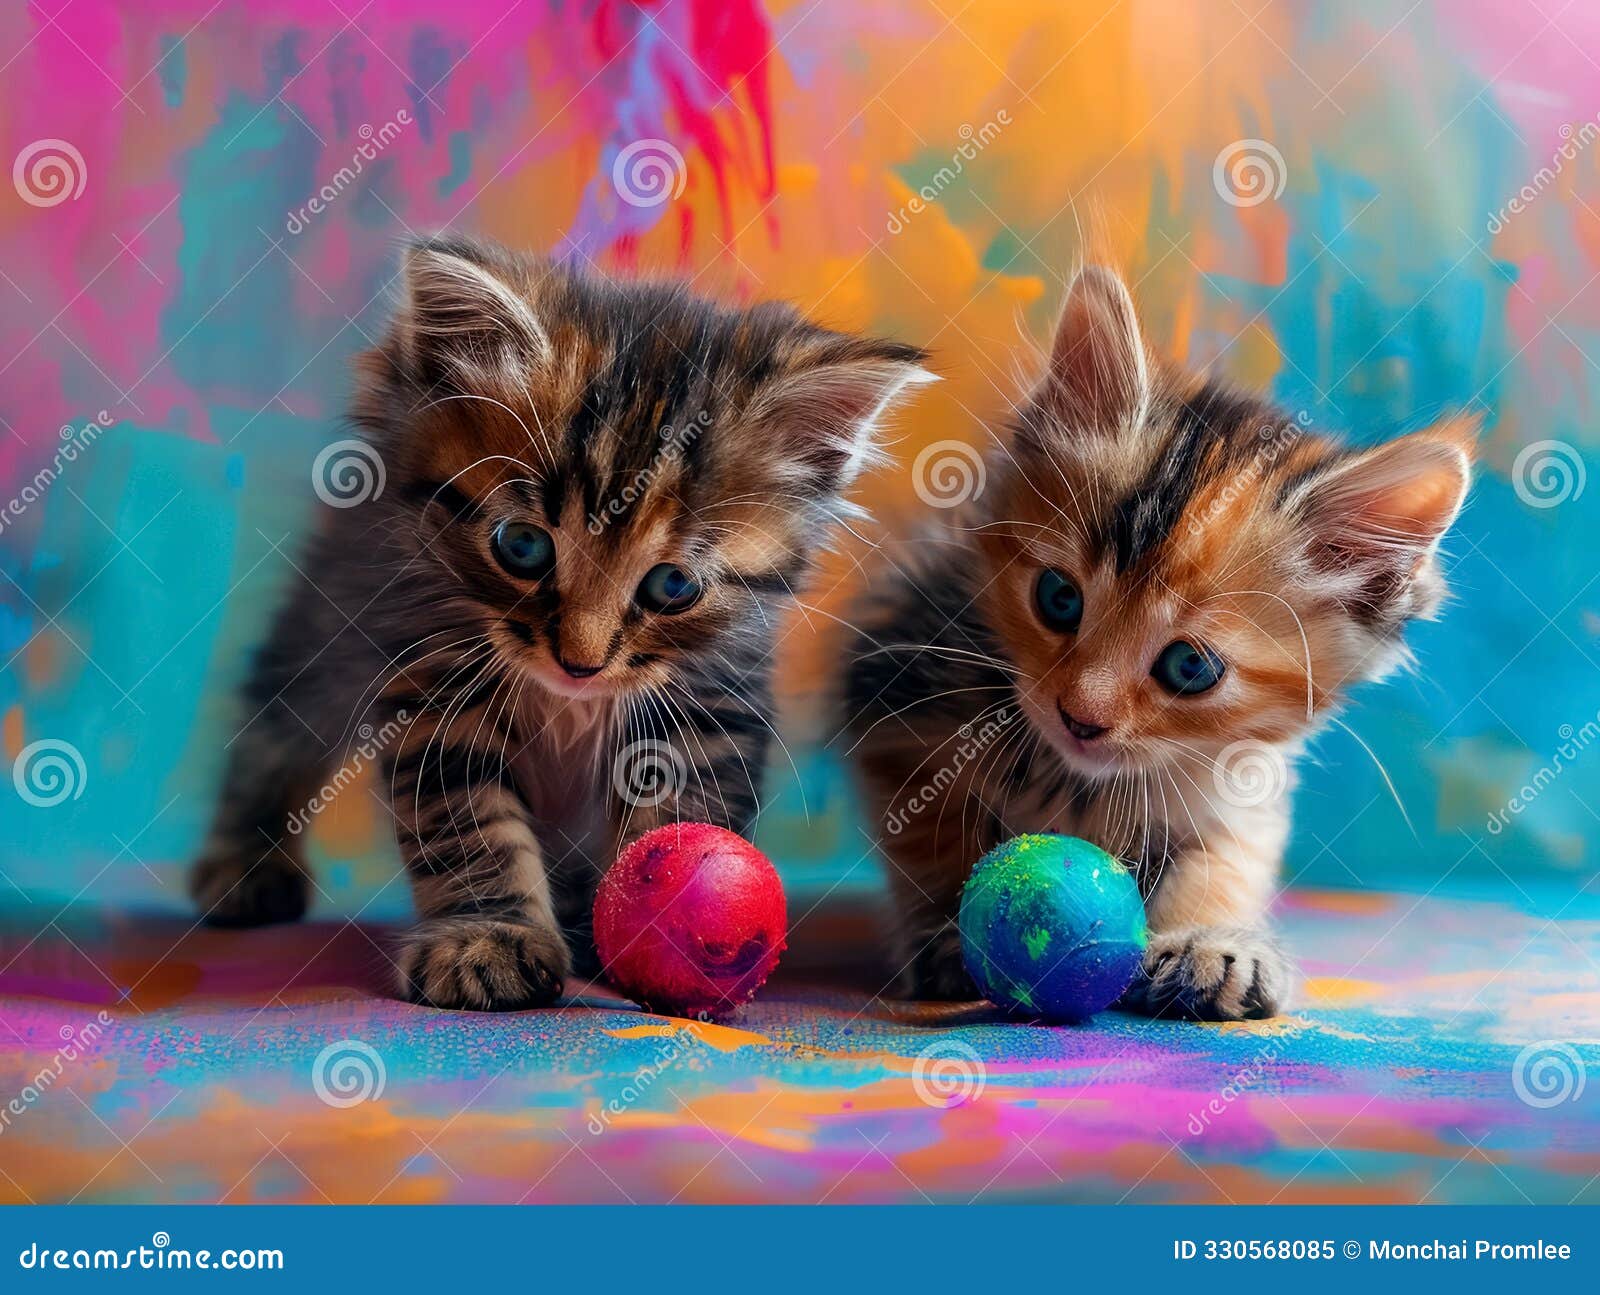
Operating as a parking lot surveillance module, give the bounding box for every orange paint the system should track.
[604,1019,779,1053]
[1302,977,1385,1007]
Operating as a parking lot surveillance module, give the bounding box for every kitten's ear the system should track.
[1045,265,1150,432]
[397,237,551,388]
[750,332,937,493]
[1293,416,1476,618]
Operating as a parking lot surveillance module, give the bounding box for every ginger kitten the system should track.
[193,234,930,1011]
[844,266,1472,1020]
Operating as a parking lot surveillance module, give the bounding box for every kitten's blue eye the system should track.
[491,520,555,579]
[637,563,702,614]
[1034,568,1083,632]
[1152,640,1226,696]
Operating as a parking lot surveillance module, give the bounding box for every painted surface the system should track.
[0,881,1596,1203]
[0,0,1597,1203]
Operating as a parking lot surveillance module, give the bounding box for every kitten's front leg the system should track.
[385,715,568,1010]
[1119,833,1293,1022]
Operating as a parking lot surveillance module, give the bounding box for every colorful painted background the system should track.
[1,0,1598,911]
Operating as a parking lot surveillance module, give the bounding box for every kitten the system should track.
[843,266,1472,1020]
[192,234,931,1011]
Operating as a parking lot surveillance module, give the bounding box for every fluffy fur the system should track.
[192,234,931,1010]
[842,266,1472,1020]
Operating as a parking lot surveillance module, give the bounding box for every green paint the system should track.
[439,130,472,198]
[159,36,187,108]
[1023,926,1051,960]
[982,228,1023,272]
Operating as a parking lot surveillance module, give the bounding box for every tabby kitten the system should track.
[193,234,930,1011]
[844,266,1471,1020]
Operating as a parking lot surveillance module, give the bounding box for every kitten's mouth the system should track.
[528,661,617,700]
[1049,701,1123,779]
[1054,734,1122,778]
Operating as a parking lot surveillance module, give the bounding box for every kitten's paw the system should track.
[189,849,308,928]
[1119,926,1291,1021]
[899,926,981,1002]
[399,916,569,1011]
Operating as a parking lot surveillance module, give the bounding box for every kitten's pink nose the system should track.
[1058,704,1109,741]
[558,658,603,679]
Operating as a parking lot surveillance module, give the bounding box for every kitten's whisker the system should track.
[411,393,554,470]
[852,643,1027,678]
[1325,716,1416,838]
[661,668,768,822]
[881,696,1022,823]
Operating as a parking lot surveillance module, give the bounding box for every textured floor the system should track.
[0,878,1597,1204]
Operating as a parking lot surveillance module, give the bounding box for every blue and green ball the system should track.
[958,834,1148,1022]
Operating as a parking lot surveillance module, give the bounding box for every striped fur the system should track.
[843,266,1472,1020]
[192,235,931,1011]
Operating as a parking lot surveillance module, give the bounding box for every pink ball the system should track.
[594,823,787,1018]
